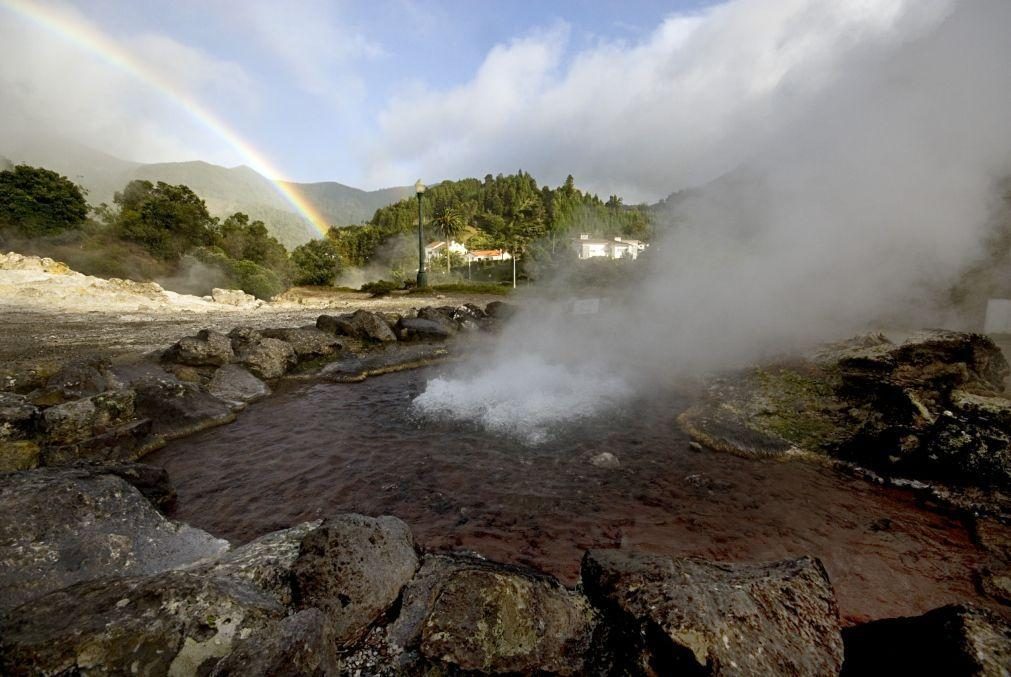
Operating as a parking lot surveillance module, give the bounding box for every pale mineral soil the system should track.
[0,278,507,375]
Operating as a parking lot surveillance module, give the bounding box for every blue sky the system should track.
[0,0,959,199]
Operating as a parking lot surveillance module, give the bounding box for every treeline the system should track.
[328,172,651,268]
[0,164,337,298]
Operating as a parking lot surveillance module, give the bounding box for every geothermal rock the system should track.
[681,330,1011,493]
[28,357,110,406]
[0,467,228,612]
[317,310,397,343]
[417,306,460,334]
[0,571,283,676]
[590,451,621,469]
[0,393,39,472]
[82,460,178,512]
[396,317,451,341]
[581,550,844,676]
[261,327,342,361]
[291,513,419,646]
[212,287,260,306]
[234,337,298,380]
[210,608,340,677]
[485,300,516,319]
[41,388,135,445]
[206,521,322,607]
[841,604,1011,676]
[162,329,234,367]
[390,553,600,675]
[133,374,235,439]
[207,364,270,409]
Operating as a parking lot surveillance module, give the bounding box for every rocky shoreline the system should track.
[2,318,1011,673]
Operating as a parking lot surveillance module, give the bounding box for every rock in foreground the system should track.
[581,550,844,675]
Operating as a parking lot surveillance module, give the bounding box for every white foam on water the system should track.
[412,354,633,445]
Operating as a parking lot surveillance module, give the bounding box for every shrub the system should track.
[360,279,401,297]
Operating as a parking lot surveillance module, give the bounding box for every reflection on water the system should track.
[148,368,989,625]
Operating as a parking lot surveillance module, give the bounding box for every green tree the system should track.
[112,180,214,261]
[0,165,88,237]
[215,212,291,277]
[431,205,466,273]
[291,237,342,286]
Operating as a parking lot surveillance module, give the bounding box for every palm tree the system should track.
[431,206,466,274]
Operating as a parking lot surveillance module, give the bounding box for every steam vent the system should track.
[4,0,1011,674]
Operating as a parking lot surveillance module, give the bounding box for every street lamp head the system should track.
[415,179,426,195]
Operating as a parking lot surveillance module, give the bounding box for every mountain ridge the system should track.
[0,135,412,249]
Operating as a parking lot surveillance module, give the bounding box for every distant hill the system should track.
[0,134,411,249]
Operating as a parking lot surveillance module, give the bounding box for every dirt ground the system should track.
[0,288,508,374]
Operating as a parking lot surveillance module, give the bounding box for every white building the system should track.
[464,248,512,262]
[425,240,468,258]
[573,234,647,260]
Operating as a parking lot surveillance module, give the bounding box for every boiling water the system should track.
[148,368,991,625]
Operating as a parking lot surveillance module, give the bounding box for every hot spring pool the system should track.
[147,367,991,625]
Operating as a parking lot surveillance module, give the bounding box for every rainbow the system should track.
[0,0,330,237]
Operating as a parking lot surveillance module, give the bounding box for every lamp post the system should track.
[415,179,427,288]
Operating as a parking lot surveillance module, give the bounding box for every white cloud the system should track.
[365,0,954,200]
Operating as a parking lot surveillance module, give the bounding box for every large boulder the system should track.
[162,329,234,367]
[581,550,844,676]
[207,364,270,409]
[133,374,235,439]
[210,608,340,677]
[27,358,110,406]
[390,553,601,675]
[212,287,260,306]
[38,389,155,465]
[0,467,228,612]
[207,521,321,607]
[396,317,451,341]
[234,337,297,380]
[291,513,419,646]
[485,300,517,320]
[0,571,283,676]
[317,310,397,343]
[262,327,342,362]
[417,306,460,334]
[842,604,1011,676]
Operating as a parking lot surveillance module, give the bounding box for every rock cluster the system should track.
[3,463,1007,675]
[0,302,514,474]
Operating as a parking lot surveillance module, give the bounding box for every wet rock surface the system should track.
[163,328,235,367]
[842,603,1011,676]
[262,326,342,361]
[291,513,419,646]
[0,570,283,677]
[317,309,399,343]
[0,466,227,612]
[210,608,340,677]
[207,363,270,409]
[581,549,844,675]
[133,374,236,439]
[391,553,601,675]
[234,335,298,380]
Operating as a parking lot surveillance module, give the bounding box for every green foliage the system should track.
[215,212,290,271]
[360,279,401,297]
[0,165,88,237]
[291,237,342,286]
[112,180,215,261]
[326,172,650,275]
[191,247,286,300]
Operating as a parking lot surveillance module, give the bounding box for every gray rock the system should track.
[0,571,283,676]
[227,326,264,349]
[162,329,234,367]
[0,467,228,612]
[261,327,342,361]
[590,451,620,469]
[318,310,397,343]
[207,364,270,409]
[291,513,419,646]
[235,337,297,380]
[391,553,600,675]
[133,375,235,439]
[485,300,517,319]
[210,608,340,677]
[417,306,459,334]
[27,358,110,406]
[581,550,844,676]
[0,392,37,442]
[207,521,321,607]
[396,317,451,341]
[841,604,1011,676]
[41,388,136,446]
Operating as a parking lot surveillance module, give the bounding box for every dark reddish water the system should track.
[148,368,989,625]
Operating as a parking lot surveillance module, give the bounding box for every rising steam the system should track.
[413,0,1011,442]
